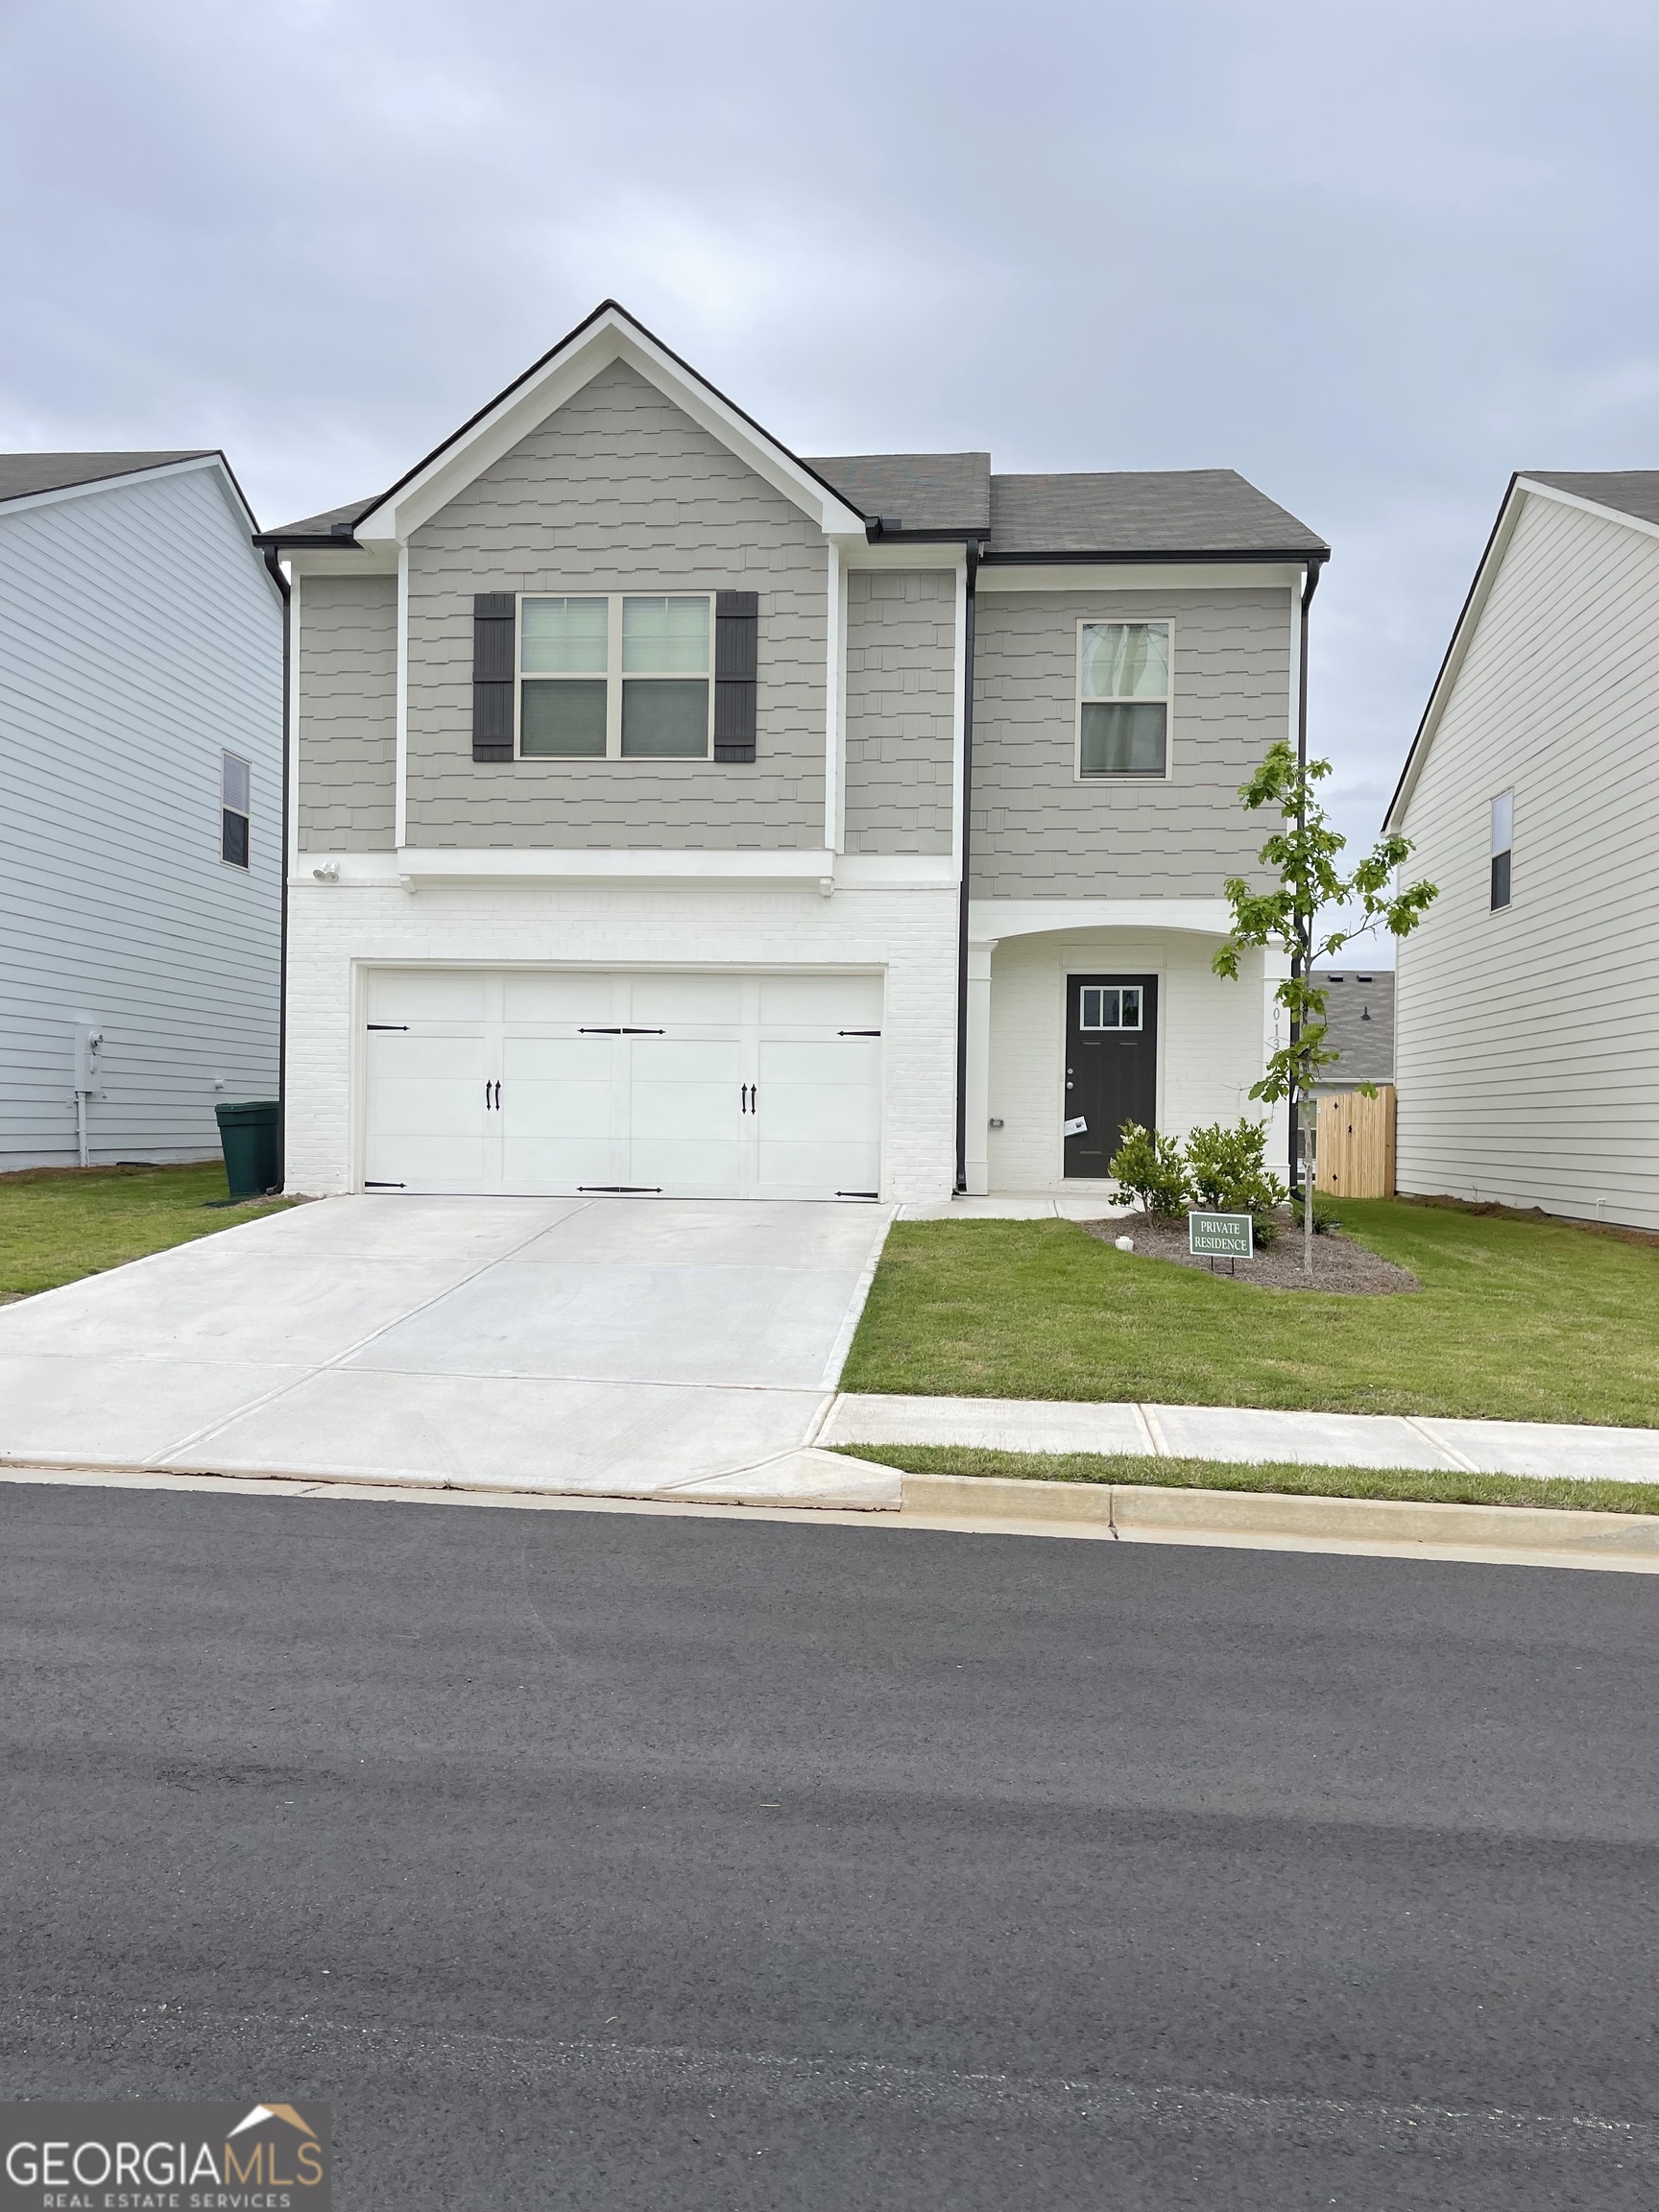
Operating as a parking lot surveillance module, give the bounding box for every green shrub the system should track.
[1109,1122,1190,1216]
[1183,1118,1287,1246]
[1291,1188,1342,1235]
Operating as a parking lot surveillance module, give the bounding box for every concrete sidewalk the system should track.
[824,1393,1659,1484]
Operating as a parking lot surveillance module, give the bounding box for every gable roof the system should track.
[256,301,1326,563]
[988,469,1328,560]
[1385,468,1659,831]
[0,450,215,506]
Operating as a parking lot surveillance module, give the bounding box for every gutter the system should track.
[263,547,293,1191]
[953,539,983,1192]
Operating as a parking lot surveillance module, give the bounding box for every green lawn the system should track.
[842,1199,1659,1428]
[0,1163,293,1298]
[836,1443,1659,1518]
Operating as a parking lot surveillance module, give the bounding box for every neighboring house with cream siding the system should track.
[0,451,283,1169]
[262,301,1327,1206]
[1386,470,1659,1228]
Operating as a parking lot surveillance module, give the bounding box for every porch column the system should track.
[964,938,997,1195]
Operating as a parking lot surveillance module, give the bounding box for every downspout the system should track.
[264,547,292,1192]
[953,539,981,1192]
[1287,557,1323,1189]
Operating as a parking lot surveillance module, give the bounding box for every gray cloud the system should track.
[5,0,1656,931]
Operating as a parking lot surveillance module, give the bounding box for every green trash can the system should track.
[215,1099,280,1200]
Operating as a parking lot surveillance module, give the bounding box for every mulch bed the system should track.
[1080,1211,1419,1296]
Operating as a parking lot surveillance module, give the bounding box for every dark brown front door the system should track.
[1063,974,1158,1178]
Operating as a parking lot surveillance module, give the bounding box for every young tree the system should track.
[1212,741,1437,1279]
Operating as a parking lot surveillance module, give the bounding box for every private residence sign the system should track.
[1189,1211,1253,1258]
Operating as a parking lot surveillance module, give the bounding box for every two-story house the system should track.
[1,450,283,1169]
[260,302,1327,1207]
[1386,470,1659,1229]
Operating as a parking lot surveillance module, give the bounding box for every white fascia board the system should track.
[844,540,971,571]
[392,847,841,886]
[976,561,1304,594]
[358,310,865,543]
[1384,483,1528,831]
[969,897,1235,943]
[285,544,399,577]
[1515,475,1659,547]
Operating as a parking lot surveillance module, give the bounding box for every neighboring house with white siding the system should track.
[261,301,1327,1206]
[0,452,284,1169]
[1386,470,1659,1228]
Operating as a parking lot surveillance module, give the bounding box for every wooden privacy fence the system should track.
[1314,1086,1396,1199]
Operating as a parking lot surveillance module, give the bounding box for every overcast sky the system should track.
[4,0,1656,947]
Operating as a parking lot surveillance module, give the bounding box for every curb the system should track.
[896,1470,1659,1559]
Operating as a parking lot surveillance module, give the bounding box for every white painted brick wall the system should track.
[284,879,960,1202]
[985,929,1271,1190]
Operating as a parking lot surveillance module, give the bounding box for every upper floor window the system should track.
[221,752,250,868]
[1490,789,1513,909]
[1078,620,1170,779]
[518,593,712,759]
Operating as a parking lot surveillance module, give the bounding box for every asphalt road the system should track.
[4,1484,1659,2210]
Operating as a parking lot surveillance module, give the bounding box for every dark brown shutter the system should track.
[472,592,516,761]
[713,589,757,762]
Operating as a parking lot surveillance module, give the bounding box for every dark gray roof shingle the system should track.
[1310,969,1395,1087]
[989,469,1328,557]
[802,452,990,534]
[1523,470,1659,530]
[0,450,213,506]
[264,458,1327,561]
[257,495,381,543]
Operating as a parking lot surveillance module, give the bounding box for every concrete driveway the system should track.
[0,1196,897,1503]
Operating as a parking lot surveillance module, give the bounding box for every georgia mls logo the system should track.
[0,2098,330,2210]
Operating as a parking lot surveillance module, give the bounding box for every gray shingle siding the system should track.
[296,573,397,850]
[403,359,827,850]
[970,587,1290,900]
[843,569,955,854]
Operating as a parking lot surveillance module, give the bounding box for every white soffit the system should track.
[356,309,867,544]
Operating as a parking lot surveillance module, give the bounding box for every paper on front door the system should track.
[1063,1116,1087,1137]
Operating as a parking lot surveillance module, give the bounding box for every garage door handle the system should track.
[484,1080,500,1110]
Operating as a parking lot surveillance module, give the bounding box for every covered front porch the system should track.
[962,901,1288,1197]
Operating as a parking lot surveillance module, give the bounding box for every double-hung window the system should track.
[518,593,713,759]
[1490,789,1513,909]
[221,752,251,868]
[1078,620,1170,778]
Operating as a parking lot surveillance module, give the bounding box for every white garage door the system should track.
[362,969,883,1200]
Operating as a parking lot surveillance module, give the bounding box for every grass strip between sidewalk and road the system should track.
[0,1163,293,1298]
[842,1198,1659,1427]
[829,1443,1659,1518]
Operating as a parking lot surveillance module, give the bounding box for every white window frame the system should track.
[1073,616,1174,783]
[1078,983,1143,1032]
[1490,788,1513,912]
[515,590,715,762]
[220,749,251,870]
